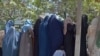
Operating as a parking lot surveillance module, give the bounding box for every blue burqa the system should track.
[39,16,50,56]
[5,20,14,34]
[47,15,63,56]
[21,19,32,33]
[2,20,20,56]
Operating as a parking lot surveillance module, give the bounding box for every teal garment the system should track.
[39,16,50,56]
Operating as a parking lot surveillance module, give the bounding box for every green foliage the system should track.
[83,0,100,23]
[0,0,100,23]
[33,0,41,7]
[0,21,5,30]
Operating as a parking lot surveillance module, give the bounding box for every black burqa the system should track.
[64,23,76,56]
[34,17,42,56]
[80,15,88,56]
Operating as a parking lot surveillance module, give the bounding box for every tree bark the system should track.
[74,0,82,56]
[94,16,100,56]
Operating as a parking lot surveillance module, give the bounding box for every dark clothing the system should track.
[34,19,42,39]
[0,48,2,56]
[38,16,50,56]
[64,23,76,56]
[80,15,88,56]
[34,19,42,56]
[47,15,64,56]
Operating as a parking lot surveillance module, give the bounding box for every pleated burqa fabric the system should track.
[38,16,50,56]
[4,20,14,34]
[19,20,33,56]
[47,15,63,56]
[19,32,33,56]
[80,15,88,56]
[64,23,76,56]
[34,18,42,56]
[2,20,20,56]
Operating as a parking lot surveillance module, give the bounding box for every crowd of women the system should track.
[0,14,99,56]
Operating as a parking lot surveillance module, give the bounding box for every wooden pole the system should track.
[74,0,82,56]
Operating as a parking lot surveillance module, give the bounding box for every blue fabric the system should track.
[2,19,33,56]
[47,15,63,56]
[39,16,50,56]
[21,19,32,33]
[5,20,14,34]
[2,27,20,56]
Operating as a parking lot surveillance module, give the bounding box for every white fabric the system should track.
[53,50,66,56]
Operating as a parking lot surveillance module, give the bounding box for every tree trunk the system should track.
[74,0,82,56]
[94,16,100,56]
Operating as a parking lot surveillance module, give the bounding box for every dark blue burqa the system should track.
[2,20,20,56]
[39,16,50,56]
[47,15,63,56]
[34,18,42,56]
